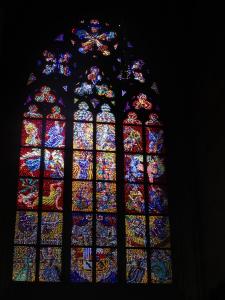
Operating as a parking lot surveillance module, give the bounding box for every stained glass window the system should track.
[13,18,172,286]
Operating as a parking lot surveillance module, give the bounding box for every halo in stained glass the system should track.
[45,121,66,148]
[42,180,64,211]
[41,212,63,245]
[70,247,92,282]
[96,214,117,247]
[96,248,117,283]
[21,119,42,147]
[17,178,39,210]
[73,151,93,180]
[71,213,92,246]
[72,181,92,212]
[126,249,147,284]
[73,122,93,150]
[39,247,61,282]
[125,215,146,247]
[151,250,172,284]
[14,211,38,244]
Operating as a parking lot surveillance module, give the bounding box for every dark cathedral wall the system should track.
[0,3,224,300]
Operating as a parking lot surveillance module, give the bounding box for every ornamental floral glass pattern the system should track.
[13,17,172,285]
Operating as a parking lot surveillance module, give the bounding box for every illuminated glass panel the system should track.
[73,151,93,180]
[73,122,93,150]
[70,247,92,282]
[125,183,145,214]
[125,215,146,247]
[149,216,170,248]
[126,249,147,284]
[12,246,36,282]
[124,154,144,182]
[44,149,64,179]
[19,148,41,177]
[96,152,116,181]
[146,155,165,183]
[145,128,164,154]
[14,211,38,244]
[96,104,115,123]
[24,105,43,119]
[45,120,65,148]
[96,182,116,212]
[72,181,92,212]
[148,185,168,214]
[21,119,42,147]
[151,250,172,283]
[74,102,93,121]
[46,106,65,120]
[17,178,39,210]
[123,125,143,153]
[42,180,64,211]
[96,248,117,283]
[71,213,92,246]
[41,212,63,245]
[96,214,117,247]
[96,124,115,151]
[39,247,61,282]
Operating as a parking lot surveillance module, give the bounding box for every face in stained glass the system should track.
[151,250,172,283]
[123,125,143,153]
[17,178,39,210]
[73,151,93,180]
[124,154,144,182]
[125,184,145,214]
[148,185,168,214]
[149,216,170,248]
[126,249,147,284]
[73,122,93,150]
[146,128,164,154]
[96,214,117,247]
[44,149,64,178]
[96,182,116,212]
[12,246,36,282]
[19,148,41,177]
[39,247,61,282]
[21,119,42,147]
[125,215,146,247]
[45,121,65,148]
[72,181,92,212]
[70,247,92,282]
[14,211,38,244]
[42,180,64,211]
[147,156,165,183]
[71,213,92,246]
[96,124,115,151]
[41,212,63,245]
[96,152,116,181]
[96,248,117,283]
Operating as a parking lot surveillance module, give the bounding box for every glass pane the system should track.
[70,247,92,282]
[12,246,36,282]
[126,249,147,284]
[71,213,92,246]
[41,212,63,245]
[146,155,165,183]
[125,183,145,214]
[96,248,117,283]
[73,151,93,180]
[96,182,116,212]
[96,124,115,151]
[46,106,65,120]
[149,216,170,248]
[72,181,92,212]
[123,125,143,153]
[125,215,146,247]
[45,120,65,148]
[19,148,41,177]
[148,185,168,214]
[14,211,38,244]
[124,154,144,182]
[44,149,64,179]
[96,104,115,123]
[39,247,61,282]
[96,152,116,181]
[17,178,39,210]
[74,102,93,121]
[42,180,64,211]
[96,214,117,247]
[73,122,93,150]
[21,119,42,147]
[146,128,164,154]
[151,250,172,283]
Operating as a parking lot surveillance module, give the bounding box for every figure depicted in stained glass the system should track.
[147,156,165,183]
[124,154,144,182]
[17,178,39,210]
[45,121,65,148]
[125,184,145,214]
[73,151,93,180]
[96,182,116,212]
[13,246,36,282]
[151,250,172,283]
[72,181,92,212]
[47,106,65,120]
[21,120,42,147]
[41,212,63,245]
[150,216,170,248]
[14,211,38,244]
[74,102,93,121]
[34,86,56,103]
[19,148,41,177]
[96,248,117,283]
[146,128,164,153]
[123,125,143,153]
[23,104,43,119]
[133,93,152,110]
[125,215,146,247]
[148,185,168,214]
[70,248,92,282]
[126,249,147,284]
[73,122,93,150]
[96,124,115,151]
[71,213,92,246]
[39,247,61,282]
[96,152,116,181]
[44,149,64,178]
[97,104,115,123]
[42,180,64,211]
[96,214,117,246]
